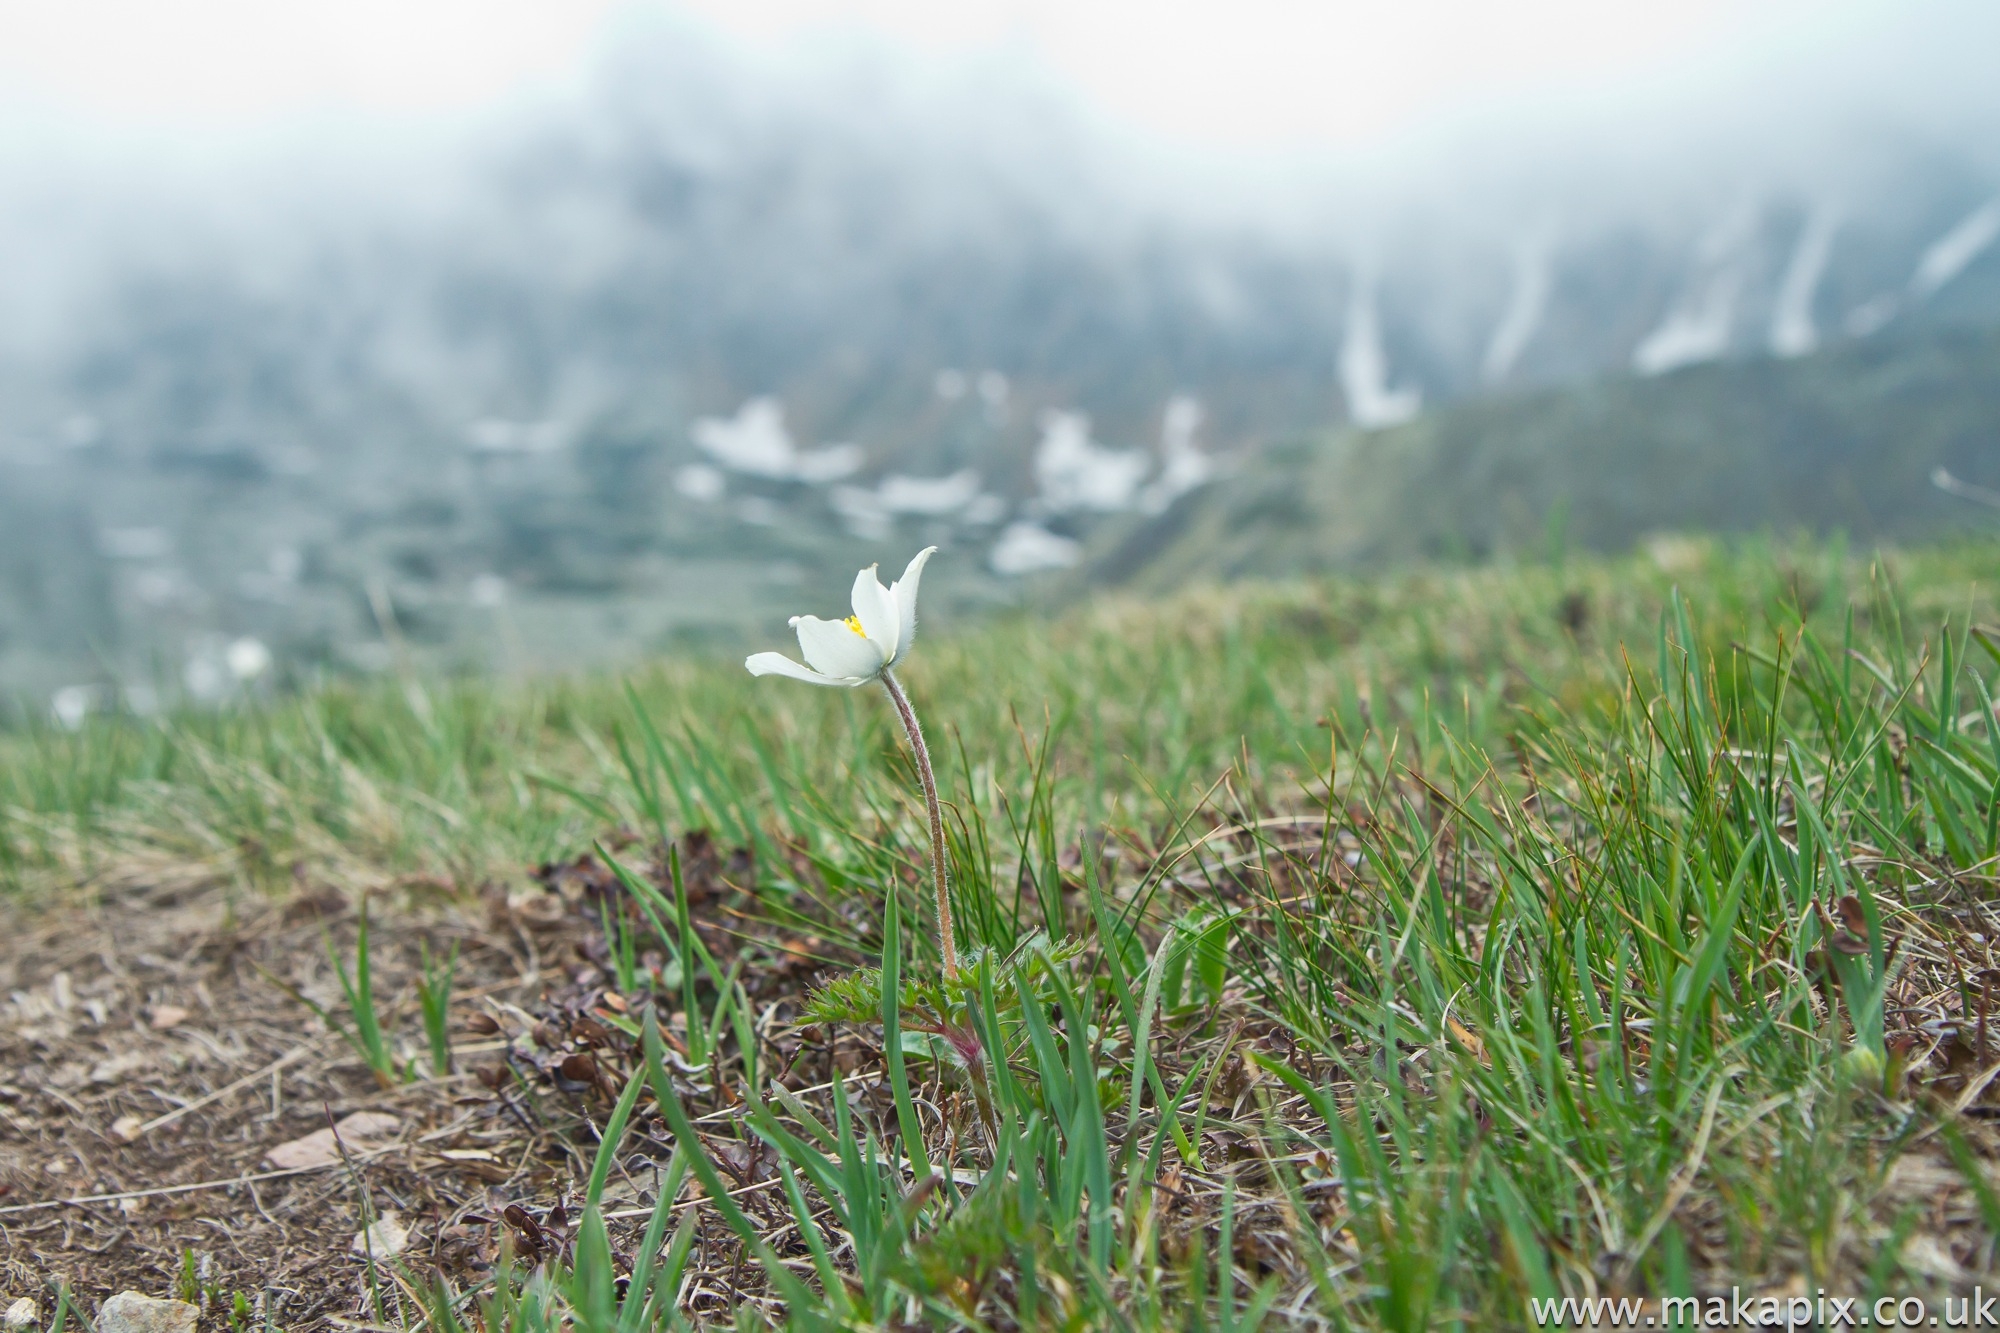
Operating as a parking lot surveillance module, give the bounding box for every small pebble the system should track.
[4,1298,41,1330]
[99,1292,198,1333]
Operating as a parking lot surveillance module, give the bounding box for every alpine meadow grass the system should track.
[7,535,2000,1327]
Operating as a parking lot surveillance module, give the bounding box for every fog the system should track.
[2,0,1998,711]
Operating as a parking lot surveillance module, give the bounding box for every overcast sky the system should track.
[0,0,1962,158]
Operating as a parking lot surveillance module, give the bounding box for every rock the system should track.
[111,1114,146,1143]
[148,1005,191,1030]
[351,1211,409,1257]
[99,1293,197,1333]
[4,1298,41,1329]
[264,1111,401,1170]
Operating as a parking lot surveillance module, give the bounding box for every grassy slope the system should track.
[8,536,2000,1326]
[1099,327,2000,589]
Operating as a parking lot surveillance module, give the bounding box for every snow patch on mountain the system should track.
[1034,411,1150,512]
[989,521,1080,575]
[830,469,993,539]
[673,463,726,502]
[1634,278,1741,373]
[1341,280,1421,428]
[691,398,862,482]
[1635,206,1759,376]
[1770,209,1838,357]
[1137,395,1213,515]
[1844,293,1899,337]
[878,470,984,516]
[1483,238,1552,384]
[1839,199,1999,339]
[1911,200,2000,298]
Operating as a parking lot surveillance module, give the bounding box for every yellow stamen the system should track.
[844,615,866,636]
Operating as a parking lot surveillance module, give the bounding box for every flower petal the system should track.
[745,652,855,687]
[792,615,886,681]
[850,564,898,662]
[886,546,936,666]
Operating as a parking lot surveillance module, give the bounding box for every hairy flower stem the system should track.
[879,666,959,977]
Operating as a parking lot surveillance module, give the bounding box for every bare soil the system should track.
[10,823,2000,1327]
[0,838,853,1329]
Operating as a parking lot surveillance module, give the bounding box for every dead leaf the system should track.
[148,1005,191,1030]
[110,1114,145,1143]
[265,1111,401,1169]
[1214,1051,1256,1106]
[1446,1016,1488,1064]
[351,1211,409,1258]
[264,1132,345,1171]
[502,1202,548,1257]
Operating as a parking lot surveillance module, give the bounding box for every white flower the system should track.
[745,547,936,687]
[743,544,963,976]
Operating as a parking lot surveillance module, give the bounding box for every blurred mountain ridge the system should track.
[2,15,1999,710]
[1092,324,2000,592]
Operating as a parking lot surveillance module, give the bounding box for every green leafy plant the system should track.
[328,900,398,1087]
[597,894,641,997]
[420,1037,698,1333]
[416,938,458,1077]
